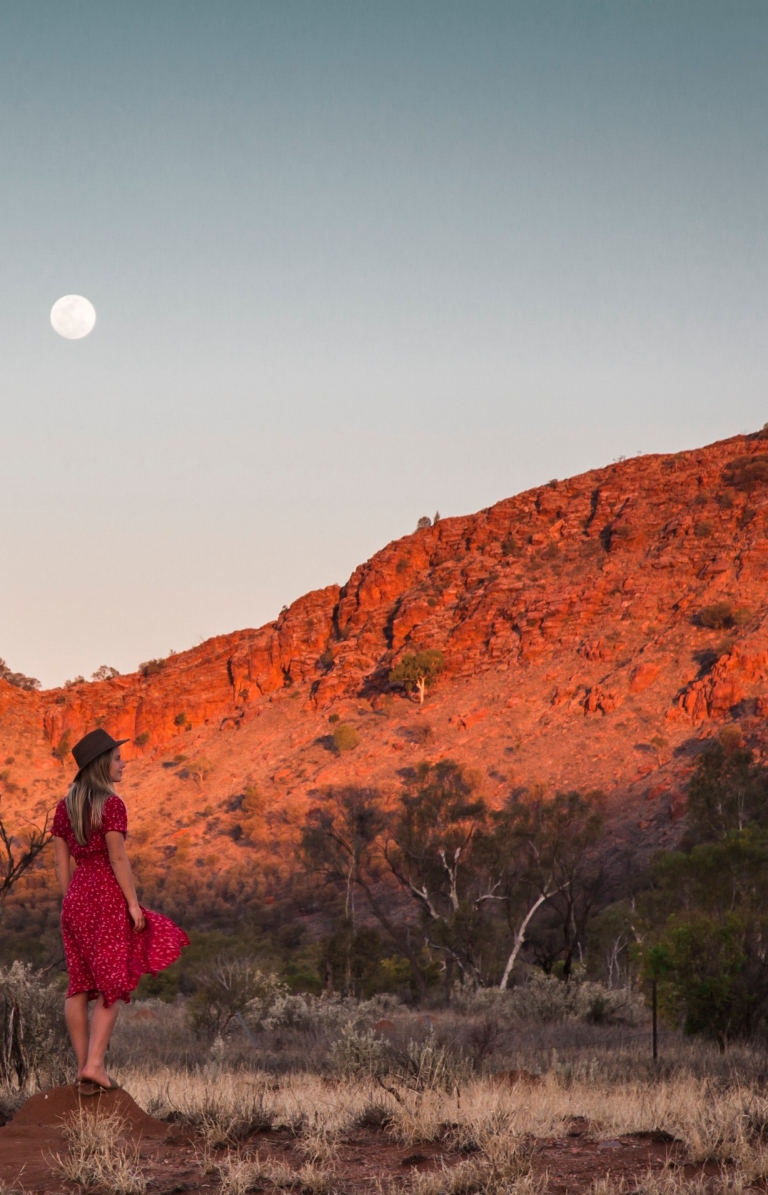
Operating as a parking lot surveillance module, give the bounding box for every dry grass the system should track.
[215,1151,336,1194]
[123,1063,682,1143]
[52,1107,146,1194]
[53,1005,768,1194]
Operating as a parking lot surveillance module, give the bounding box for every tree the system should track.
[385,761,493,985]
[686,742,768,842]
[389,650,445,704]
[484,789,606,986]
[91,665,120,681]
[646,913,751,1050]
[301,787,432,998]
[640,825,768,1046]
[0,814,52,899]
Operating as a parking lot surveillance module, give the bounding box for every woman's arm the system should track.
[53,837,73,897]
[105,831,146,932]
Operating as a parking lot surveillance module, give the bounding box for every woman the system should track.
[52,728,189,1091]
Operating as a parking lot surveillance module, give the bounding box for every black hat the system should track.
[72,729,128,775]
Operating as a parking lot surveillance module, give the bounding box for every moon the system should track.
[50,295,96,340]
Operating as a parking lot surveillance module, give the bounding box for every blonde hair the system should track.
[65,749,117,846]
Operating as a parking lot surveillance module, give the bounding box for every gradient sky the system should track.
[1,1,767,687]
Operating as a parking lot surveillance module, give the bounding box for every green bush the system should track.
[332,723,359,753]
[694,521,713,538]
[646,913,750,1048]
[134,732,150,747]
[173,712,187,727]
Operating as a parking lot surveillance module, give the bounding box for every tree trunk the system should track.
[499,892,550,990]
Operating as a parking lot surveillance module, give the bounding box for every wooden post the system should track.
[652,979,658,1062]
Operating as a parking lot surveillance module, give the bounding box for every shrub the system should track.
[0,659,40,692]
[318,649,334,669]
[332,723,359,753]
[722,454,768,491]
[173,712,187,727]
[699,602,734,630]
[718,724,744,752]
[52,731,72,763]
[0,962,70,1086]
[451,972,645,1027]
[329,1026,386,1079]
[134,732,150,747]
[416,516,432,530]
[139,658,165,677]
[187,957,285,1040]
[695,521,713,538]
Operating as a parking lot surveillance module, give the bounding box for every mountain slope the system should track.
[4,429,768,929]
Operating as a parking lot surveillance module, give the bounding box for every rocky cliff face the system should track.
[5,430,768,914]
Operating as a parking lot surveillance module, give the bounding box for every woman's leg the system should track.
[64,993,89,1079]
[80,996,120,1086]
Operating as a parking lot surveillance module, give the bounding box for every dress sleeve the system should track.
[51,800,69,839]
[102,795,128,835]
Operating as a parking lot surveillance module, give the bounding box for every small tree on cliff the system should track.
[389,650,444,704]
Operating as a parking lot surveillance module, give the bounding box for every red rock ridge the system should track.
[4,429,768,891]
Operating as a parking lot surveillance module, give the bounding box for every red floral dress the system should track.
[52,795,189,1007]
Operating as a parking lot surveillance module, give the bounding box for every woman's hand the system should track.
[128,904,146,933]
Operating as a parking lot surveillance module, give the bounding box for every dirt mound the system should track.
[11,1082,167,1137]
[0,1084,168,1189]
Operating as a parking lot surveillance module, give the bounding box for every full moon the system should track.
[50,295,96,340]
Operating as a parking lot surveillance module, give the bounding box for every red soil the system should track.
[0,1083,684,1194]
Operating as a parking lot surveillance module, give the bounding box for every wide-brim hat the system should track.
[72,728,128,776]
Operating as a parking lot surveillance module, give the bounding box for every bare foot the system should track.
[79,1065,114,1088]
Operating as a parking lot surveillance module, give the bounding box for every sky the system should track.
[1,1,767,688]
